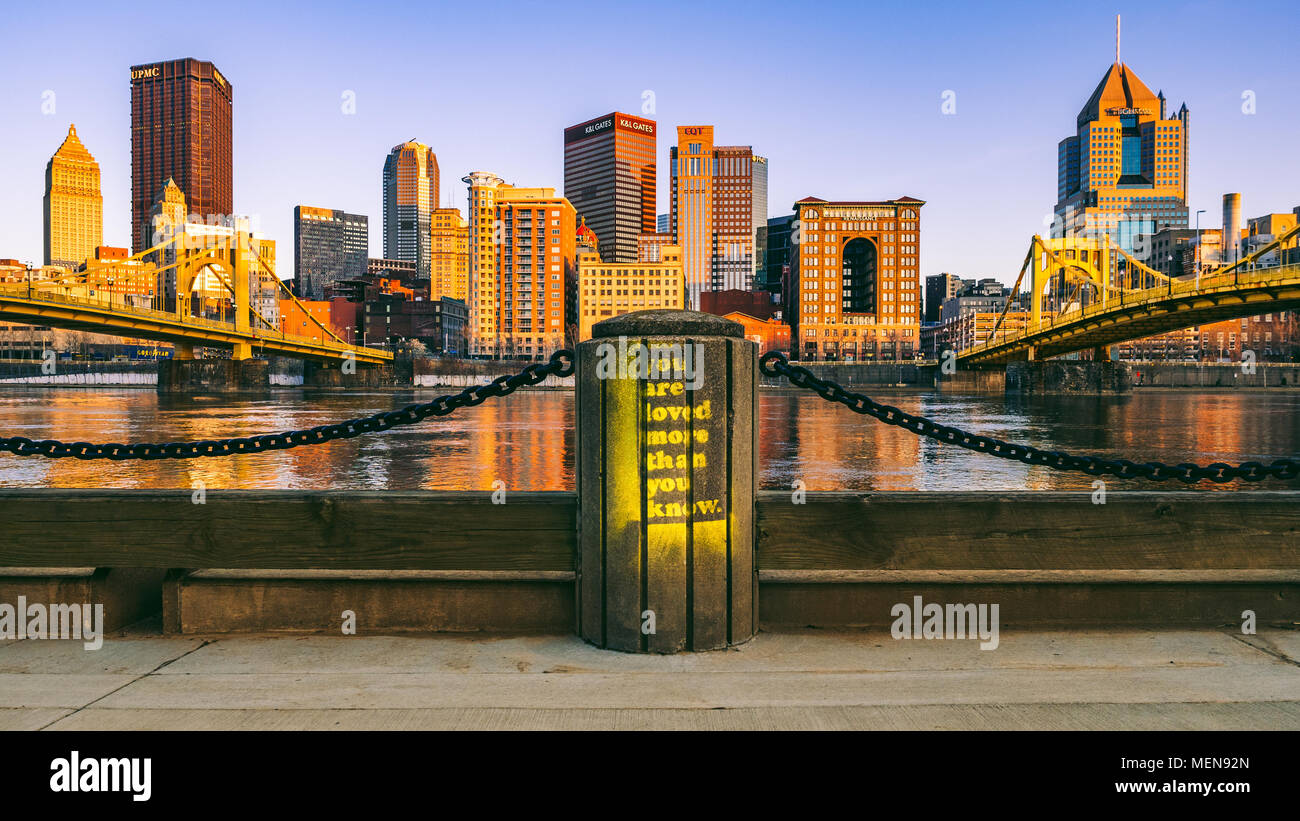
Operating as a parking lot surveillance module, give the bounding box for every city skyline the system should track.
[1,1,1296,284]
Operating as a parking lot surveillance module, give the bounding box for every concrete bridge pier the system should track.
[936,367,1006,394]
[576,310,758,653]
[157,358,270,393]
[1006,359,1131,394]
[302,360,408,387]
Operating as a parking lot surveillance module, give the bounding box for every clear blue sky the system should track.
[1,0,1295,283]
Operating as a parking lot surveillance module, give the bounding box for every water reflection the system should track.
[0,387,1296,491]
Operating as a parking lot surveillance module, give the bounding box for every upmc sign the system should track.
[564,112,656,143]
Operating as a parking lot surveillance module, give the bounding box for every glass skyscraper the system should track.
[382,141,440,280]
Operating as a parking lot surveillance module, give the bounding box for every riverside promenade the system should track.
[4,624,1299,730]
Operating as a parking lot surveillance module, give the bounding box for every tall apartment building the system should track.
[429,207,469,302]
[130,58,233,253]
[669,126,767,306]
[788,197,925,361]
[382,141,440,280]
[1053,54,1189,249]
[577,244,684,341]
[44,124,103,269]
[462,172,576,360]
[292,206,369,299]
[563,112,656,264]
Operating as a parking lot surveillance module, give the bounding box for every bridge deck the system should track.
[0,283,390,365]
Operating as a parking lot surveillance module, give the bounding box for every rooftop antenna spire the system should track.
[1115,14,1121,64]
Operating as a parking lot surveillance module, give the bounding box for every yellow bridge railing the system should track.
[962,262,1300,361]
[0,280,389,362]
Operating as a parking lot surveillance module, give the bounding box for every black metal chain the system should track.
[759,351,1300,484]
[0,351,575,461]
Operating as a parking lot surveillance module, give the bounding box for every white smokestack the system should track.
[1223,193,1242,266]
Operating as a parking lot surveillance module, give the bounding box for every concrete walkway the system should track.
[2,623,1298,730]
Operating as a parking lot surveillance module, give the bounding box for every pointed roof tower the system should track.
[52,123,98,165]
[1077,15,1160,125]
[1076,62,1161,126]
[154,177,185,205]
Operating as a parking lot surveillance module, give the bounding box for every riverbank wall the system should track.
[3,357,1299,394]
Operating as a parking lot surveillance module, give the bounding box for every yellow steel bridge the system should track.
[0,229,391,366]
[960,222,1300,366]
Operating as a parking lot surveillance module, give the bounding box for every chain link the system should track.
[759,351,1300,484]
[0,351,575,461]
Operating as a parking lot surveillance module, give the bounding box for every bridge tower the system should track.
[1028,235,1116,359]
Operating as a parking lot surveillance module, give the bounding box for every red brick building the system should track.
[723,311,789,355]
[700,288,780,321]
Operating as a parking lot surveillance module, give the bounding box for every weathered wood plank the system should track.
[602,362,644,650]
[576,345,604,642]
[755,491,1300,570]
[731,337,758,643]
[0,490,575,570]
[681,336,727,651]
[3,490,1299,574]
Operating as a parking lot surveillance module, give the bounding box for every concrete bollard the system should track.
[576,310,757,652]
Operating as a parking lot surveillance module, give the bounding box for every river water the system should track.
[0,387,1297,491]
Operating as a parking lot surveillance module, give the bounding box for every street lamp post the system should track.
[1195,209,1207,290]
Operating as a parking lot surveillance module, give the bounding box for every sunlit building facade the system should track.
[44,124,103,270]
[382,141,440,280]
[636,232,674,263]
[429,207,469,302]
[669,126,767,306]
[1053,60,1189,250]
[76,246,158,309]
[462,173,576,359]
[788,197,925,361]
[577,244,684,341]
